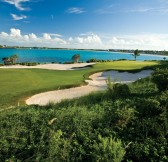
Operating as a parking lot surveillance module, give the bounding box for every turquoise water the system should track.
[0,49,167,63]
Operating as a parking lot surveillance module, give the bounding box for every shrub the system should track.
[106,77,130,97]
[113,83,130,97]
[151,68,168,91]
[86,58,113,63]
[19,62,39,66]
[86,58,98,63]
[63,61,74,64]
[91,135,126,162]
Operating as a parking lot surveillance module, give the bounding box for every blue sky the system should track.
[0,0,168,50]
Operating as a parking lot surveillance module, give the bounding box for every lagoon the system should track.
[0,49,167,63]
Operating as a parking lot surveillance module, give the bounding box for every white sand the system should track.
[0,63,153,105]
[26,72,106,106]
[0,63,95,70]
[26,70,153,106]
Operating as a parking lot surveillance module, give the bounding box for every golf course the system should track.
[1,0,168,161]
[0,61,158,109]
[0,60,168,162]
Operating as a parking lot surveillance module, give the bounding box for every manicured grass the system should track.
[84,61,158,78]
[0,69,85,108]
[0,61,158,108]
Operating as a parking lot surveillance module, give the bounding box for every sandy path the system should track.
[0,63,95,70]
[26,70,153,106]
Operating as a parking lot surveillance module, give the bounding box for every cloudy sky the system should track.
[0,0,168,50]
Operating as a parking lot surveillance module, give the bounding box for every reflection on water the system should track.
[101,70,153,82]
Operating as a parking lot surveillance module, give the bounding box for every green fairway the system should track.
[0,61,158,108]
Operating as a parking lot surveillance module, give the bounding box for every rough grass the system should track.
[0,61,158,108]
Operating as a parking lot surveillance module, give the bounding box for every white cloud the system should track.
[1,28,168,50]
[43,33,51,40]
[3,0,30,11]
[29,33,37,39]
[11,13,27,20]
[45,33,62,37]
[95,4,168,15]
[66,7,85,14]
[1,32,9,37]
[68,37,73,42]
[66,33,103,48]
[75,34,102,44]
[107,34,168,50]
[23,35,29,40]
[127,7,168,14]
[0,28,67,47]
[10,28,21,37]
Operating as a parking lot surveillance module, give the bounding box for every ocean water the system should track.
[0,49,167,63]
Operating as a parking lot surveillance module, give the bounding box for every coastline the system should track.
[0,48,167,65]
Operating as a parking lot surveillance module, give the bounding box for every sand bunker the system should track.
[26,70,153,106]
[0,63,95,70]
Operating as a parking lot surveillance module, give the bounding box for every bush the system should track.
[87,58,99,63]
[86,58,113,63]
[91,135,126,162]
[87,58,129,63]
[63,61,74,64]
[151,68,168,91]
[19,62,39,66]
[0,68,168,161]
[113,83,130,97]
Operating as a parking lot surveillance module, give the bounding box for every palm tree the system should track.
[2,57,10,65]
[10,54,19,64]
[72,54,80,63]
[133,49,140,61]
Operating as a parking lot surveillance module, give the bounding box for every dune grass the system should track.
[0,61,158,108]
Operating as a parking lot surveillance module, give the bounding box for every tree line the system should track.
[2,54,19,65]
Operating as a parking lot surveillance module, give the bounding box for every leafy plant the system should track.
[72,54,80,63]
[151,68,168,91]
[133,49,140,61]
[113,83,130,97]
[91,135,126,162]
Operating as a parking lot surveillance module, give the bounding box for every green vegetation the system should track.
[0,61,158,109]
[151,68,168,91]
[2,54,19,65]
[86,58,128,63]
[87,58,113,62]
[0,67,167,161]
[19,62,40,66]
[10,54,19,64]
[72,54,80,63]
[133,49,140,61]
[109,49,168,56]
[0,69,85,108]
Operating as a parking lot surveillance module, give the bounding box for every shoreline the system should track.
[0,48,168,56]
